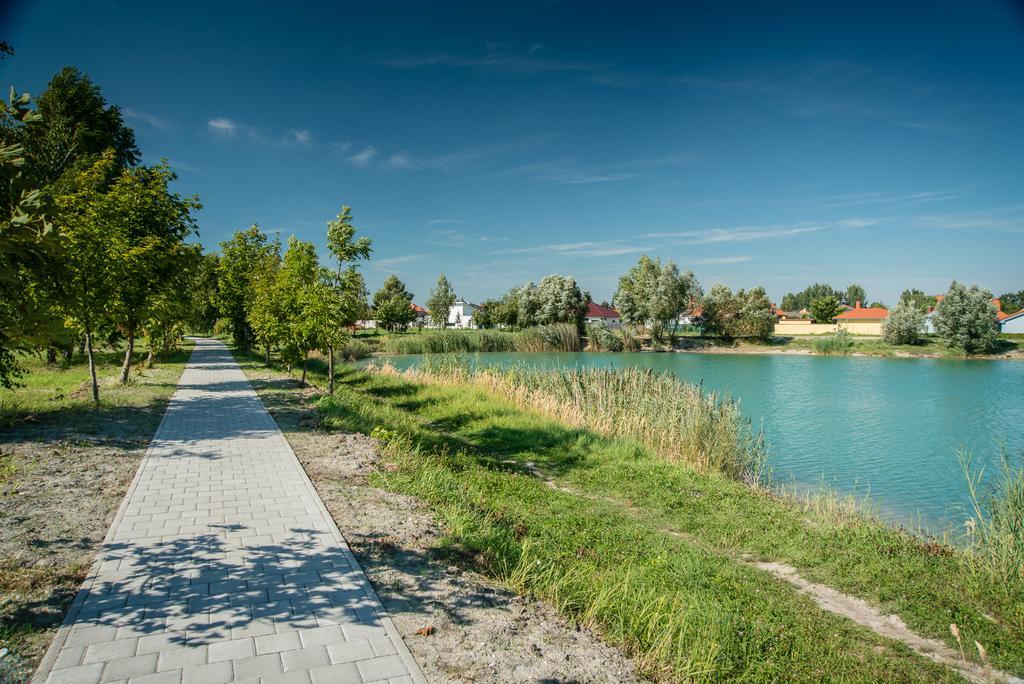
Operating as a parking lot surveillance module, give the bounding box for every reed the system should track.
[379,324,580,354]
[959,449,1024,585]
[813,329,854,355]
[393,359,765,482]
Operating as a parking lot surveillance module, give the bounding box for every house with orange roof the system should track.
[585,301,621,327]
[835,300,889,335]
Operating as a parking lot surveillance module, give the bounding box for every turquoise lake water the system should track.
[374,352,1024,531]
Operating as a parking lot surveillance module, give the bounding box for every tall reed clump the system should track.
[339,339,371,360]
[396,360,765,482]
[813,329,854,355]
[514,323,581,352]
[585,322,624,352]
[959,449,1024,586]
[380,329,519,354]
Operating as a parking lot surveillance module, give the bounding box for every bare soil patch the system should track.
[247,367,643,684]
[0,412,164,675]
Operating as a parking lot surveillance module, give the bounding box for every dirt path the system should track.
[248,369,643,683]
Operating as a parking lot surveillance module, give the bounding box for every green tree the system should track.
[997,291,1023,315]
[216,225,278,350]
[0,85,61,388]
[142,244,203,365]
[473,299,498,329]
[246,245,286,365]
[51,151,123,404]
[933,281,998,355]
[809,295,843,323]
[535,274,588,329]
[104,162,200,383]
[372,275,415,331]
[517,282,541,328]
[882,298,925,345]
[899,288,937,313]
[494,289,521,329]
[22,67,139,187]
[842,284,867,307]
[701,285,775,340]
[613,256,700,335]
[317,206,371,392]
[781,283,837,311]
[427,273,456,328]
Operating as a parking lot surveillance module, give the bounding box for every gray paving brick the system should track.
[34,340,422,684]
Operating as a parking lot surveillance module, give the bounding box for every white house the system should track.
[585,302,621,328]
[1000,309,1024,334]
[448,299,478,329]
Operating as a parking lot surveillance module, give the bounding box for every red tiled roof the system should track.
[411,303,427,313]
[835,306,889,320]
[586,302,619,318]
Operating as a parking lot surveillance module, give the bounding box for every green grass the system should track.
[234,350,1023,681]
[0,342,195,426]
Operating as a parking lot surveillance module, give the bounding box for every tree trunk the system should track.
[145,348,155,369]
[63,342,73,362]
[85,329,99,406]
[264,343,271,366]
[300,355,308,385]
[327,344,335,395]
[119,325,136,385]
[46,346,57,364]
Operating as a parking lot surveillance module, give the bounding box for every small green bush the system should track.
[339,339,371,360]
[813,329,854,355]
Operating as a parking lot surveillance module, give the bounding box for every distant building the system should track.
[835,300,888,335]
[448,299,478,329]
[585,302,621,327]
[411,303,429,326]
[999,308,1024,334]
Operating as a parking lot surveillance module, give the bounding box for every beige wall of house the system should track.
[774,321,838,335]
[837,320,884,335]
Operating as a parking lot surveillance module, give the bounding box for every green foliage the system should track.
[0,85,59,388]
[882,299,925,345]
[514,323,581,352]
[326,205,371,266]
[997,291,1023,315]
[960,450,1024,587]
[813,329,854,355]
[338,339,371,360]
[216,225,279,349]
[899,288,937,313]
[843,284,867,307]
[585,322,624,352]
[426,273,456,328]
[472,299,497,328]
[22,67,139,186]
[700,285,775,339]
[780,283,837,311]
[371,275,415,331]
[380,324,580,354]
[613,255,701,332]
[809,295,843,323]
[934,280,999,355]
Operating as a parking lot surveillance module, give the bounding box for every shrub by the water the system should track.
[813,329,854,355]
[585,322,624,352]
[883,299,925,345]
[339,339,371,360]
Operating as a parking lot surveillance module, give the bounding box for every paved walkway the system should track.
[35,339,425,684]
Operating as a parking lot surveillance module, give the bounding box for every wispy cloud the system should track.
[165,159,212,180]
[911,205,1024,233]
[208,117,240,137]
[124,108,176,131]
[692,256,755,265]
[349,146,378,167]
[427,218,466,226]
[374,253,429,272]
[638,224,824,243]
[515,153,693,185]
[808,191,957,210]
[496,239,653,258]
[289,129,312,146]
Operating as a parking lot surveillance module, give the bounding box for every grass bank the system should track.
[238,347,1023,681]
[0,342,193,676]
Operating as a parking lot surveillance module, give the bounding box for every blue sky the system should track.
[3,1,1023,305]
